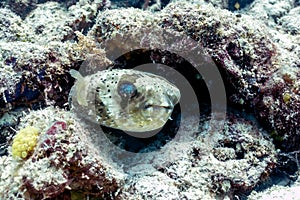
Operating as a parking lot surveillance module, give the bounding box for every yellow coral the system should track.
[12,126,40,159]
[283,92,291,104]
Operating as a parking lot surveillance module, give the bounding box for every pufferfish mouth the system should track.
[144,104,174,111]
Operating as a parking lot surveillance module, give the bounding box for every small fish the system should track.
[69,68,180,132]
[234,2,240,10]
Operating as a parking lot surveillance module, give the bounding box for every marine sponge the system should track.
[11,126,40,159]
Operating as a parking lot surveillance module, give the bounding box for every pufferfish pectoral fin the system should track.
[69,69,83,80]
[69,69,89,107]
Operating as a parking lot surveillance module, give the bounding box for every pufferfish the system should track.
[69,68,180,132]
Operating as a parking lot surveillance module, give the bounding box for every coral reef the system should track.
[0,107,277,199]
[279,7,300,35]
[0,40,74,113]
[0,107,124,199]
[89,1,299,151]
[117,114,277,199]
[0,0,110,19]
[24,1,110,43]
[0,0,112,115]
[110,0,170,11]
[246,0,295,28]
[0,8,33,42]
[195,0,255,11]
[0,0,299,198]
[249,185,300,200]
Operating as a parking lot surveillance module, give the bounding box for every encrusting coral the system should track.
[11,126,40,159]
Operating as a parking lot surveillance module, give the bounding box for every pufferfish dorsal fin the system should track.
[69,69,89,106]
[80,54,113,76]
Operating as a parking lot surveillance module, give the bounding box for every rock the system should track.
[0,107,124,199]
[0,8,33,42]
[23,1,109,43]
[0,41,75,113]
[117,114,277,199]
[110,0,170,10]
[199,0,255,11]
[0,0,110,19]
[0,1,113,116]
[279,7,300,35]
[0,107,277,199]
[0,0,299,198]
[248,185,300,200]
[246,0,294,27]
[89,1,300,151]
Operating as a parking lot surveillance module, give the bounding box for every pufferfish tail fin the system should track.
[69,69,89,107]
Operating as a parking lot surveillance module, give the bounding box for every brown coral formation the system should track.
[116,113,277,199]
[0,108,124,200]
[89,1,299,151]
[0,107,277,199]
[0,1,111,116]
[1,1,298,151]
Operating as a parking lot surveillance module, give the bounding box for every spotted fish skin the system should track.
[69,69,180,132]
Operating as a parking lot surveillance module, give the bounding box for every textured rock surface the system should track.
[249,185,300,200]
[279,7,300,35]
[0,3,111,114]
[0,107,277,199]
[0,107,124,199]
[0,8,33,42]
[0,41,75,112]
[247,0,294,26]
[110,0,169,10]
[2,1,298,150]
[89,1,299,151]
[0,0,110,19]
[0,0,299,199]
[118,114,277,199]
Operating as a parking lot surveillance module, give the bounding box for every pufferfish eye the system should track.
[118,82,137,98]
